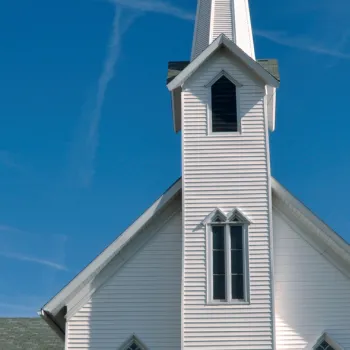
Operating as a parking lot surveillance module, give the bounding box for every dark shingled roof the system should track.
[167,59,280,84]
[0,318,63,350]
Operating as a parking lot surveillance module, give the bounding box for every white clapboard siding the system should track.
[273,208,350,350]
[66,200,182,350]
[182,51,273,349]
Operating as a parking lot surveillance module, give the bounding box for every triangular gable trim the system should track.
[41,176,350,335]
[311,332,344,350]
[119,334,149,350]
[272,178,350,277]
[41,177,181,318]
[227,208,252,224]
[201,208,227,225]
[167,34,280,91]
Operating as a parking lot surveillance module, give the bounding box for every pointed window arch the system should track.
[208,72,241,133]
[205,208,250,303]
[120,335,148,350]
[313,333,342,350]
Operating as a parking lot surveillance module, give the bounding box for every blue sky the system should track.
[0,0,349,316]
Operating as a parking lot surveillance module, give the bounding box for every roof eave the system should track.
[167,34,280,92]
[272,178,350,271]
[41,178,182,317]
[39,309,65,340]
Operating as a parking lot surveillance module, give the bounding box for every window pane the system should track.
[211,76,237,132]
[232,274,244,300]
[230,226,243,249]
[213,251,225,274]
[212,225,225,249]
[213,275,226,300]
[231,250,243,274]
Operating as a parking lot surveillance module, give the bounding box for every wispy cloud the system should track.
[108,0,195,20]
[71,6,138,187]
[255,30,350,59]
[0,225,24,233]
[70,0,193,187]
[0,251,68,271]
[0,225,68,271]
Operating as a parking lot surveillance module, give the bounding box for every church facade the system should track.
[41,1,350,349]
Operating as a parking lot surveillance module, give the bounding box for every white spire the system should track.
[191,0,256,60]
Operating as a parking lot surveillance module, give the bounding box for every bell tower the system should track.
[167,0,280,348]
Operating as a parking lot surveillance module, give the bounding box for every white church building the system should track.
[41,0,350,349]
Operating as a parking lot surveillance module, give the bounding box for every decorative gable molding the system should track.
[227,208,252,224]
[205,70,243,88]
[201,207,252,225]
[119,335,148,350]
[201,208,227,225]
[312,332,344,350]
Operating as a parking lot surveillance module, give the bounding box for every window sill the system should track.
[207,131,241,137]
[206,300,250,306]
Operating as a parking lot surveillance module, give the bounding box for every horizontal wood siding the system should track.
[182,51,273,349]
[212,0,233,42]
[67,200,182,350]
[192,0,212,59]
[273,208,350,349]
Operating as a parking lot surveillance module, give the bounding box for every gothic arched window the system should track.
[210,75,238,133]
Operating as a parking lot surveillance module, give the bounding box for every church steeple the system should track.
[191,0,256,60]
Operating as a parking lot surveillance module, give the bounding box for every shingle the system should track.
[167,58,280,83]
[0,318,63,350]
[257,59,280,81]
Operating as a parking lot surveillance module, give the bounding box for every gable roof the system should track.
[41,177,350,337]
[0,318,63,349]
[167,59,280,84]
[167,34,280,92]
[40,178,182,334]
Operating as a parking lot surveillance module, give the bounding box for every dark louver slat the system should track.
[211,76,237,132]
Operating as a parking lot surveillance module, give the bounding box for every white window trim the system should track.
[206,70,243,136]
[312,333,344,350]
[119,335,148,350]
[206,220,250,305]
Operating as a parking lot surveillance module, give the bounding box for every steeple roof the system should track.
[192,0,255,60]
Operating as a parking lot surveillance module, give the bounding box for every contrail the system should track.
[108,0,195,20]
[71,0,192,187]
[256,30,350,59]
[0,251,68,271]
[73,6,138,187]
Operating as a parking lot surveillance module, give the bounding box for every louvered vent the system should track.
[211,76,237,132]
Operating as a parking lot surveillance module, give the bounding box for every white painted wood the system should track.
[211,0,234,42]
[182,48,274,349]
[273,208,350,350]
[168,35,279,93]
[192,0,255,59]
[43,179,181,317]
[66,199,182,350]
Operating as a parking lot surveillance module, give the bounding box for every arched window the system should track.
[211,75,238,133]
[313,333,341,350]
[120,335,147,350]
[202,208,251,303]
